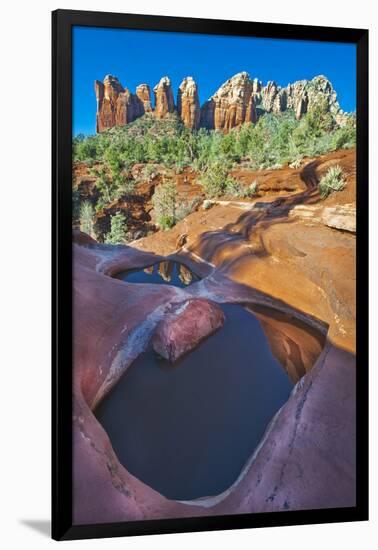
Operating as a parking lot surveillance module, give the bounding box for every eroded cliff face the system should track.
[177,77,200,130]
[136,84,153,114]
[95,75,145,132]
[95,72,345,133]
[200,72,258,131]
[153,76,175,119]
[285,76,340,120]
[202,73,341,129]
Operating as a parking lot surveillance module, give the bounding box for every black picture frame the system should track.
[52,9,369,541]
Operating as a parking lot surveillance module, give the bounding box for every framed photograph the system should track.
[52,9,368,541]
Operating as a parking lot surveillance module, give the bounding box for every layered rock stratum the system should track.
[200,72,258,130]
[177,76,200,130]
[94,75,143,133]
[95,72,350,133]
[136,84,153,113]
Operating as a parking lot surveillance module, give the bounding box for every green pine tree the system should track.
[79,201,95,238]
[104,212,127,244]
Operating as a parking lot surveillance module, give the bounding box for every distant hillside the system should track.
[74,107,356,173]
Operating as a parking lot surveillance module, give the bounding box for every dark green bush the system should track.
[152,180,178,229]
[73,110,356,207]
[199,163,231,198]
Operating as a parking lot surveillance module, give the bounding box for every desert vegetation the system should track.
[318,165,346,199]
[80,201,95,238]
[104,212,128,244]
[73,103,355,242]
[152,180,178,230]
[74,106,355,172]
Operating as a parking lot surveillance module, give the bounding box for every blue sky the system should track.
[73,26,356,136]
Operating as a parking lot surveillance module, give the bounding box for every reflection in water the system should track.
[250,305,327,383]
[116,261,199,288]
[110,264,327,499]
[158,261,173,283]
[95,304,293,501]
[178,264,193,286]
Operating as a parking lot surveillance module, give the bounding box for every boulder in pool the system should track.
[152,298,225,362]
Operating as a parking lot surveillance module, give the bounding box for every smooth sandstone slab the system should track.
[322,204,356,232]
[289,203,356,233]
[72,232,355,524]
[152,298,225,362]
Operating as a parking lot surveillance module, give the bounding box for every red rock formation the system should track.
[245,94,257,124]
[199,99,215,130]
[259,75,341,120]
[200,72,257,131]
[153,76,175,119]
[136,84,152,114]
[95,76,155,132]
[152,298,225,361]
[273,88,287,113]
[95,75,125,132]
[177,77,200,129]
[95,72,344,132]
[95,75,142,132]
[261,80,279,113]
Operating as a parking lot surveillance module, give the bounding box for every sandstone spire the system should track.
[136,84,153,114]
[177,77,200,129]
[153,76,175,119]
[94,72,343,133]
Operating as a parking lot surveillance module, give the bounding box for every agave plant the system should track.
[318,165,346,199]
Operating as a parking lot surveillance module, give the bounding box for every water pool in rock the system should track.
[115,260,199,288]
[95,303,295,501]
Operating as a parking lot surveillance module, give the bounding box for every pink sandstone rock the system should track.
[71,236,356,525]
[152,298,225,362]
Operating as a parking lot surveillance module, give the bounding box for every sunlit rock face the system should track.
[95,72,343,132]
[177,77,200,129]
[289,203,356,233]
[95,75,144,132]
[200,72,258,131]
[136,84,153,114]
[285,75,340,120]
[200,73,341,130]
[261,80,279,112]
[153,76,175,119]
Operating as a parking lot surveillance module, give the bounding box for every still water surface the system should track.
[115,260,199,288]
[95,303,293,500]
